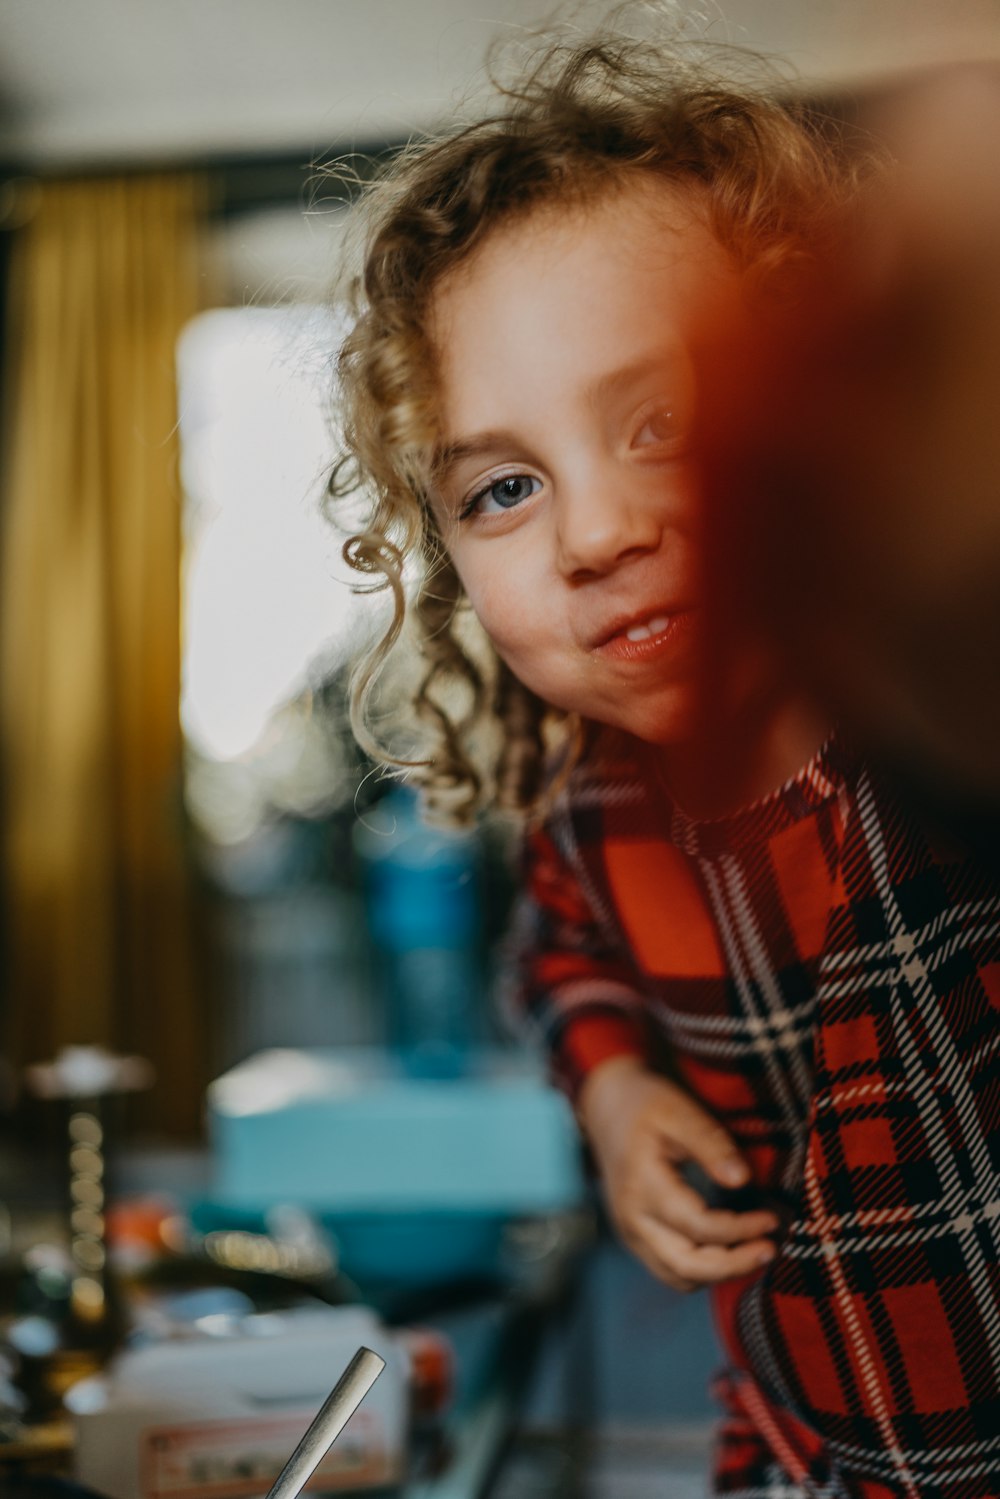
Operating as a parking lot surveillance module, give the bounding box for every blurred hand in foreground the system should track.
[695,63,1000,808]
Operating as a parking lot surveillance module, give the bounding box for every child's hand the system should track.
[577,1056,779,1292]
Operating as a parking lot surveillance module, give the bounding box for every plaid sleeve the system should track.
[501,820,651,1104]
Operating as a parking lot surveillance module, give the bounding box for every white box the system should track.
[68,1306,406,1498]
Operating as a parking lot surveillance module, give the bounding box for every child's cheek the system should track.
[467,580,564,702]
[455,553,537,660]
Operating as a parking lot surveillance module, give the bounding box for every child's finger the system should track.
[661,1195,780,1247]
[637,1157,779,1245]
[635,1213,777,1292]
[652,1088,751,1189]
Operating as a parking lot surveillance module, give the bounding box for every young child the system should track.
[332,26,1000,1499]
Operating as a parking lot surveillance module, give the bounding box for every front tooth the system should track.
[625,615,671,643]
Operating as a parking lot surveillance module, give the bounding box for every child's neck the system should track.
[655,695,831,820]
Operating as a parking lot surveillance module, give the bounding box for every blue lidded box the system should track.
[205,1047,586,1284]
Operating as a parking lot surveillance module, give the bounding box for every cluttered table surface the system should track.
[0,1044,593,1499]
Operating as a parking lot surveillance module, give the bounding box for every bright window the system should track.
[177,305,383,839]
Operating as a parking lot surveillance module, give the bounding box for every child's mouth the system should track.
[624,613,672,642]
[594,607,697,662]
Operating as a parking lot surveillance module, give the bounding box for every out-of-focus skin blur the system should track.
[694,63,1000,815]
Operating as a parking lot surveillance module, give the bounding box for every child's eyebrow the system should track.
[586,352,687,409]
[434,430,527,481]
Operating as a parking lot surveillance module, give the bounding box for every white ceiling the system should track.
[2,0,1000,169]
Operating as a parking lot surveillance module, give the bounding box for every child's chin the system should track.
[632,719,697,748]
[601,695,697,746]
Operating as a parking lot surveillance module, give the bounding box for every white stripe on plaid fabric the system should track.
[962,1027,1000,1077]
[781,1185,1000,1260]
[815,909,1000,997]
[560,780,647,809]
[649,995,818,1037]
[535,981,647,1040]
[811,1079,908,1107]
[856,773,1000,1387]
[650,1009,817,1061]
[720,854,815,1111]
[648,992,816,1056]
[738,1284,810,1441]
[825,1429,1000,1490]
[552,796,624,949]
[817,894,1000,979]
[926,917,1000,972]
[801,1146,918,1496]
[718,1484,811,1499]
[801,762,840,803]
[701,857,811,1194]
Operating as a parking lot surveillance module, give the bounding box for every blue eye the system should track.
[464,474,541,518]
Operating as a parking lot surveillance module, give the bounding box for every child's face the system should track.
[428,178,736,745]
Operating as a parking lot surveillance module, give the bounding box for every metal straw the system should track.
[264,1345,386,1499]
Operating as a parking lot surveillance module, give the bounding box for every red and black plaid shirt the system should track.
[507,732,1000,1498]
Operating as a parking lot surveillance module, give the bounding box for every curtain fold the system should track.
[1,173,209,1136]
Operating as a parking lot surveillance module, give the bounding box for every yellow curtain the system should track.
[1,174,209,1136]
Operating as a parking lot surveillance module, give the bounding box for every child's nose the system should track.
[555,484,662,580]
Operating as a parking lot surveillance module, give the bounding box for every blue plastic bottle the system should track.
[354,787,481,1077]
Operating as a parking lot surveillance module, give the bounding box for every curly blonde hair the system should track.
[329,19,868,824]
